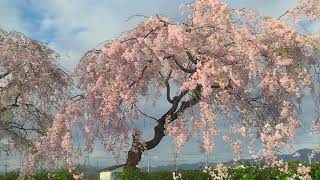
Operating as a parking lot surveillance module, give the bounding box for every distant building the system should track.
[99,164,125,180]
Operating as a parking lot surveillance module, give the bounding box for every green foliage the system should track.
[1,162,320,180]
[0,171,19,180]
[117,162,320,180]
[33,172,73,180]
[117,167,210,180]
[310,162,320,180]
[0,171,74,180]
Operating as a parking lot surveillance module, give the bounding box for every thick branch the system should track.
[171,96,201,122]
[186,51,197,64]
[159,71,173,104]
[71,94,85,102]
[164,54,196,73]
[0,71,11,79]
[173,58,195,73]
[144,86,198,150]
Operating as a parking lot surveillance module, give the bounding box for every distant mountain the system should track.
[78,165,98,175]
[1,148,319,175]
[140,148,320,172]
[278,148,320,163]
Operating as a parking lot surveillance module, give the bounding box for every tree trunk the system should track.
[126,96,200,168]
[125,122,165,168]
[125,87,201,168]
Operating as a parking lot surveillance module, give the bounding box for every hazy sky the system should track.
[0,0,320,172]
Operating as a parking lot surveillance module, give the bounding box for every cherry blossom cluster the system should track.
[289,0,320,22]
[165,116,189,151]
[0,31,70,150]
[296,163,312,180]
[260,123,291,165]
[203,163,229,180]
[172,171,182,180]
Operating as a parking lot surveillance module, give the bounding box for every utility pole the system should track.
[173,150,177,172]
[206,152,209,167]
[4,150,9,174]
[147,153,150,173]
[96,159,99,170]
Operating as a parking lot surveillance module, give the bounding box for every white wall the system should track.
[100,167,124,180]
[100,171,111,180]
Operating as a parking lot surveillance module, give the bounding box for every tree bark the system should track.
[125,122,165,167]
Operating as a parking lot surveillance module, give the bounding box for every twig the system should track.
[134,104,158,121]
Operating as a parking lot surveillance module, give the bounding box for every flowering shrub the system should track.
[172,171,182,180]
[203,163,229,179]
[229,161,320,180]
[115,161,320,180]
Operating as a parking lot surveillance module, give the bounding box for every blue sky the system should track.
[0,0,320,172]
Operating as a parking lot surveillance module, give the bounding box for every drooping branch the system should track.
[0,71,11,79]
[278,10,289,20]
[24,103,53,121]
[122,23,164,43]
[126,14,150,22]
[155,14,170,26]
[129,65,148,88]
[133,104,158,121]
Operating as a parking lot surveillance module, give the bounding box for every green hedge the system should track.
[116,168,210,180]
[0,171,73,180]
[117,162,320,180]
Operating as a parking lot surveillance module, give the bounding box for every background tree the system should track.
[20,0,320,176]
[0,30,70,152]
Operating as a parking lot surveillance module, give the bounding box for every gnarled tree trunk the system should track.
[125,85,202,168]
[126,122,165,167]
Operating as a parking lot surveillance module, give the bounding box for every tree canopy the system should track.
[12,0,320,178]
[0,30,70,152]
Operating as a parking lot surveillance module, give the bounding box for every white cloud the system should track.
[25,0,184,70]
